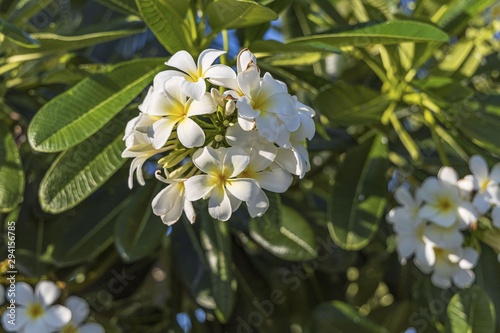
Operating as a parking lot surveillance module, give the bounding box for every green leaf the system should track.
[9,19,145,62]
[200,211,236,323]
[207,0,278,32]
[0,18,40,48]
[7,0,54,26]
[95,0,140,15]
[114,181,168,263]
[314,83,391,126]
[250,40,341,55]
[306,301,390,333]
[454,95,500,154]
[412,76,473,106]
[249,193,318,261]
[447,285,496,333]
[328,135,389,251]
[437,0,497,34]
[474,244,500,330]
[50,176,131,267]
[38,109,133,214]
[136,0,192,53]
[0,123,24,212]
[289,20,449,47]
[28,58,163,152]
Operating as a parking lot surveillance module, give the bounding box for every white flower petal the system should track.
[256,113,280,143]
[2,307,28,331]
[160,198,184,225]
[238,115,256,131]
[225,179,256,202]
[237,68,260,97]
[492,205,500,228]
[198,49,225,73]
[419,178,441,203]
[24,318,51,333]
[208,186,232,221]
[166,50,198,76]
[192,147,220,174]
[35,281,60,307]
[396,235,417,259]
[181,79,206,101]
[246,187,269,218]
[10,282,34,306]
[151,117,177,149]
[459,248,479,269]
[416,242,435,267]
[255,168,293,193]
[469,155,489,181]
[79,322,106,333]
[223,147,250,178]
[457,201,479,226]
[237,96,260,119]
[183,199,196,224]
[177,118,206,148]
[187,94,217,117]
[65,296,89,325]
[490,163,500,183]
[205,65,236,80]
[431,273,452,289]
[153,70,188,91]
[43,304,72,328]
[237,49,257,73]
[472,193,491,214]
[394,187,415,207]
[185,175,215,201]
[438,166,459,185]
[453,269,475,289]
[248,147,277,172]
[152,183,184,216]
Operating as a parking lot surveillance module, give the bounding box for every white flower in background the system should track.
[152,170,196,225]
[419,167,478,228]
[415,247,478,289]
[185,147,264,221]
[386,187,428,262]
[141,77,217,149]
[1,281,71,332]
[154,49,235,101]
[459,155,500,214]
[58,296,104,333]
[492,205,500,228]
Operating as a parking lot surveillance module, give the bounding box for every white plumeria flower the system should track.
[152,170,196,225]
[275,144,310,179]
[386,187,429,263]
[142,77,217,149]
[459,155,500,214]
[185,146,264,221]
[122,114,171,189]
[58,296,104,333]
[422,224,464,249]
[419,167,478,228]
[415,247,478,289]
[154,49,235,101]
[1,281,71,332]
[236,69,298,144]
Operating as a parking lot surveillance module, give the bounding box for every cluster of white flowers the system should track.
[122,48,315,223]
[387,155,500,289]
[1,281,103,333]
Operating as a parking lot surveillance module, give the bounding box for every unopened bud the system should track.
[225,100,235,115]
[211,88,224,107]
[215,134,224,142]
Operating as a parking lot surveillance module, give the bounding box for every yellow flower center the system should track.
[27,303,45,320]
[480,179,490,193]
[436,197,453,212]
[61,323,79,333]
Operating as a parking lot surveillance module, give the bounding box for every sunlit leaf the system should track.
[0,17,39,48]
[28,58,163,152]
[447,285,496,333]
[289,20,449,47]
[0,123,24,212]
[249,193,317,261]
[39,110,133,214]
[207,0,278,31]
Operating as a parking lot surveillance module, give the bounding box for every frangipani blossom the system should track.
[154,49,235,101]
[460,155,500,213]
[142,77,217,149]
[152,171,196,225]
[419,167,478,228]
[185,147,264,221]
[415,247,478,289]
[58,296,104,333]
[1,281,71,333]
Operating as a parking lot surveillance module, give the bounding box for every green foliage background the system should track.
[1,0,500,332]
